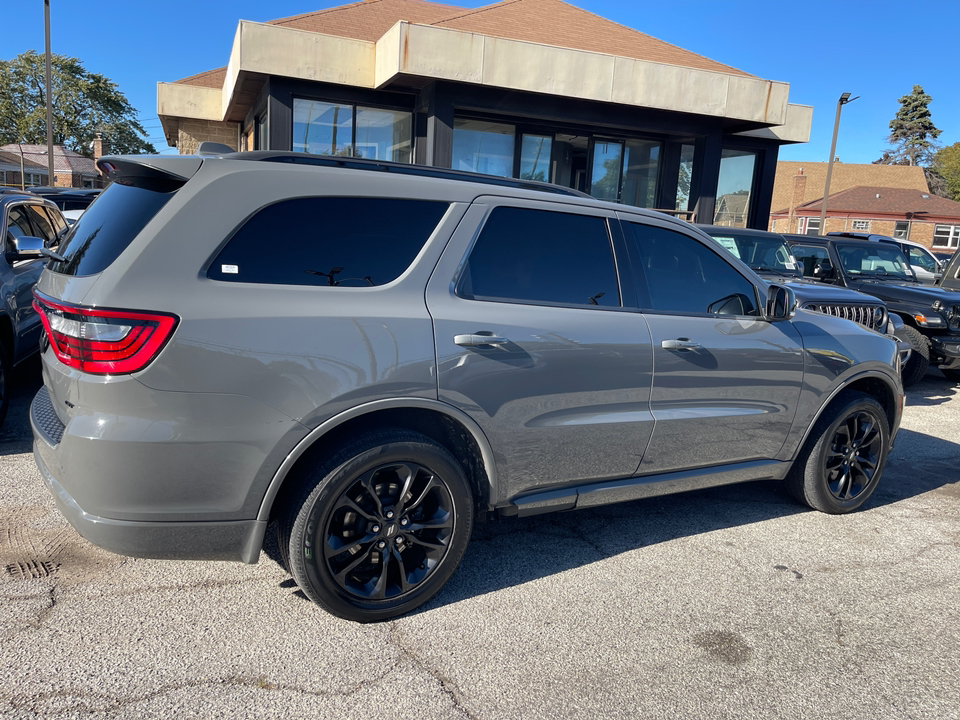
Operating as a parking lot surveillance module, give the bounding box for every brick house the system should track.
[768,161,928,234]
[770,185,960,252]
[157,0,812,229]
[0,143,106,189]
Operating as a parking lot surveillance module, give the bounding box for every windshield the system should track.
[709,233,803,278]
[836,243,913,279]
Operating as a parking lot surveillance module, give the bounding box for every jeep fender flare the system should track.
[255,397,500,523]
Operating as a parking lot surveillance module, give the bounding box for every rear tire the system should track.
[786,391,890,514]
[899,325,930,387]
[278,430,473,622]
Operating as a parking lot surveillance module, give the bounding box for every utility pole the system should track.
[44,0,55,186]
[819,92,858,234]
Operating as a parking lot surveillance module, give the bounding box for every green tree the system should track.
[0,50,154,156]
[933,142,960,202]
[876,85,941,167]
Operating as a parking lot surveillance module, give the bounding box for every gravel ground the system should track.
[1,358,958,719]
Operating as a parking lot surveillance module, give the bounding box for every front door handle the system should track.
[454,333,509,347]
[661,338,700,350]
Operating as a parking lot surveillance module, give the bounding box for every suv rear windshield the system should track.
[47,183,175,277]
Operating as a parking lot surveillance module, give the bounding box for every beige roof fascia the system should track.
[161,19,804,135]
[734,103,813,144]
[377,22,791,125]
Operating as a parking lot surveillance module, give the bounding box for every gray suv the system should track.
[31,149,904,622]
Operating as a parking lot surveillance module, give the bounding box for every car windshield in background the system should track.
[836,244,913,279]
[710,234,802,278]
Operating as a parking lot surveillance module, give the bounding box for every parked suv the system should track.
[32,149,904,622]
[786,233,960,384]
[696,225,912,375]
[827,232,944,285]
[1,191,67,426]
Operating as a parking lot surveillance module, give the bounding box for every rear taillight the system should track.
[33,291,178,375]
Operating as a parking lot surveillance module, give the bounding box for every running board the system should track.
[509,460,790,517]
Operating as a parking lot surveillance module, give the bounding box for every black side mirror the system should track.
[813,258,834,279]
[765,284,796,321]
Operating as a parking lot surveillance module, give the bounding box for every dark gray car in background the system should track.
[31,149,904,621]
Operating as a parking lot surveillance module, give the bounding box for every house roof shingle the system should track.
[0,144,97,174]
[176,0,750,86]
[779,186,960,220]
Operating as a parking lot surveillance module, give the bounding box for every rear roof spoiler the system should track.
[97,155,203,192]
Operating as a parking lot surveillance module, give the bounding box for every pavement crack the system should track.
[388,623,480,720]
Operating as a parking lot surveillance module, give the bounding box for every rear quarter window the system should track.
[46,183,175,277]
[208,197,449,287]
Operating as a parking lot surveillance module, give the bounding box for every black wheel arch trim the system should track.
[256,397,499,524]
[793,370,902,457]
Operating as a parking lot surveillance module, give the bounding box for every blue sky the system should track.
[5,0,958,163]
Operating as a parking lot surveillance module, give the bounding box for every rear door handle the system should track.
[454,334,509,347]
[661,338,700,350]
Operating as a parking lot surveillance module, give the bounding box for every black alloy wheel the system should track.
[820,409,884,503]
[787,390,890,514]
[280,430,473,622]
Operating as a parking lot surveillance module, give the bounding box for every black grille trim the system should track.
[31,387,65,446]
[802,303,886,332]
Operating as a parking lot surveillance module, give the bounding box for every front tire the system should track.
[278,431,473,622]
[787,391,890,514]
[899,325,930,387]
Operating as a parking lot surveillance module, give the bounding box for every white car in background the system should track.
[61,209,84,226]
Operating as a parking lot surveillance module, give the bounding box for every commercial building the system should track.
[157,0,811,228]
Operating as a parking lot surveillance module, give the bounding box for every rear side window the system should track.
[208,197,449,287]
[47,184,175,277]
[457,207,620,308]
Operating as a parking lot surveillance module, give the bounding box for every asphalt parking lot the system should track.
[1,359,958,720]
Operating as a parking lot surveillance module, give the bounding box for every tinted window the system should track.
[790,244,830,277]
[625,222,758,316]
[37,205,67,240]
[25,206,57,244]
[48,183,175,277]
[209,198,448,286]
[458,207,619,308]
[5,206,34,251]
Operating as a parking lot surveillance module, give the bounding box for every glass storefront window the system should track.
[355,107,412,162]
[453,119,515,177]
[590,141,623,202]
[294,100,354,156]
[293,99,413,161]
[676,144,695,213]
[621,139,660,209]
[519,135,552,182]
[714,149,757,228]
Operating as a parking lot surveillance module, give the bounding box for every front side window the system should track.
[458,207,619,308]
[790,244,830,277]
[708,232,801,277]
[4,205,35,252]
[908,246,938,272]
[452,119,515,178]
[624,222,758,316]
[209,198,448,287]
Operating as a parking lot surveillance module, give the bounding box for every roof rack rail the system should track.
[228,151,590,198]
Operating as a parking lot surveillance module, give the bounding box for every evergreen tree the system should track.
[875,85,941,167]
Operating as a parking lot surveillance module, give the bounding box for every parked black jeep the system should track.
[784,233,960,384]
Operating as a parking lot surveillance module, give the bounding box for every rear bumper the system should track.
[31,387,270,563]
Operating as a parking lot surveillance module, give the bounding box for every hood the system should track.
[781,279,882,306]
[851,279,960,306]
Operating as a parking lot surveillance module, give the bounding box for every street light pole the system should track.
[44,0,55,186]
[818,92,858,234]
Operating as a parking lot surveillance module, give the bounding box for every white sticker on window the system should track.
[221,264,239,274]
